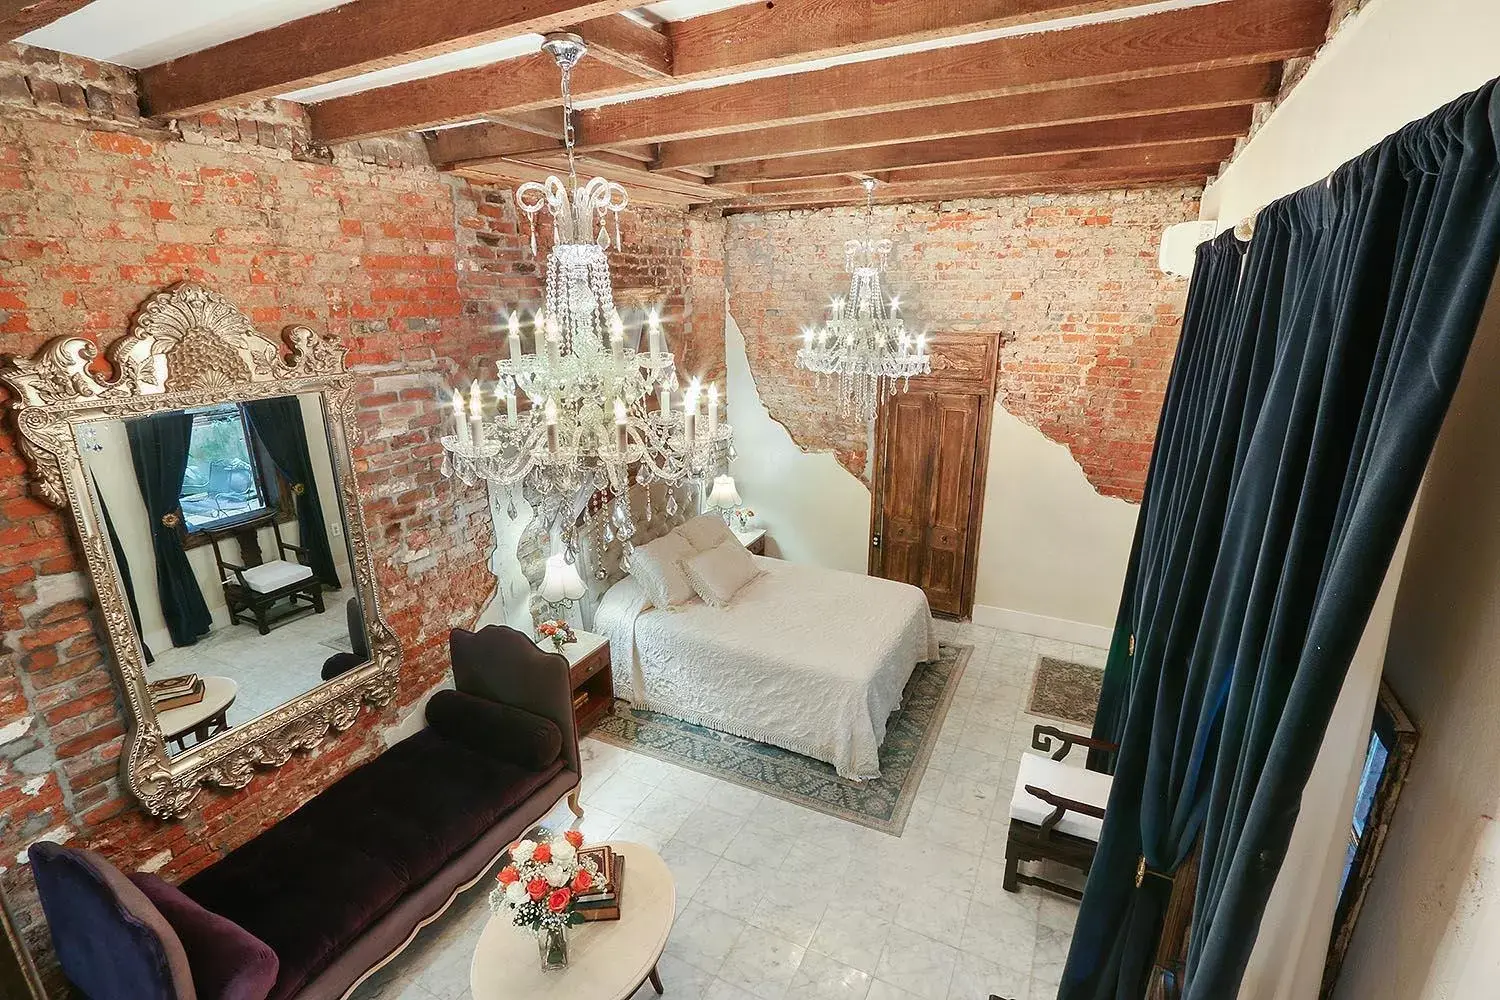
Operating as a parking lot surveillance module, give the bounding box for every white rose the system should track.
[544,863,569,887]
[511,840,537,864]
[552,841,577,865]
[504,881,529,906]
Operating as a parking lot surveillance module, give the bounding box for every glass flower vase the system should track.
[537,920,569,971]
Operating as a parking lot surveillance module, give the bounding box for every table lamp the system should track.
[707,474,742,526]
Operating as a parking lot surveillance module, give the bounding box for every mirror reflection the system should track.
[79,391,366,755]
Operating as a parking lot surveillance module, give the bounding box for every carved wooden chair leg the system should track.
[648,966,663,994]
[1002,852,1021,893]
[567,789,584,819]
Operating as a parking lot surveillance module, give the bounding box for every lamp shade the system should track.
[708,475,742,511]
[539,553,586,603]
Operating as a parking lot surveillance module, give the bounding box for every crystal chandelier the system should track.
[440,33,732,529]
[796,178,931,422]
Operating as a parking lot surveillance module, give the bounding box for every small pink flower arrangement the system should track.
[538,618,575,652]
[734,507,756,530]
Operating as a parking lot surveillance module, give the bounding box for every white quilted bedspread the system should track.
[593,557,938,779]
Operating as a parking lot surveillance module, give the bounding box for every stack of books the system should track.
[574,845,624,921]
[149,674,205,712]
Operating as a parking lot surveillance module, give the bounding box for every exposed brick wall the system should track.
[0,41,709,985]
[723,188,1201,499]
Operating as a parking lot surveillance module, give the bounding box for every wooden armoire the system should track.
[868,331,999,618]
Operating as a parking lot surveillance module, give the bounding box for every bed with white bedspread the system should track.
[593,555,938,780]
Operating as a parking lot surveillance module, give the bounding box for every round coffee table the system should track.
[470,842,675,1000]
[156,676,238,753]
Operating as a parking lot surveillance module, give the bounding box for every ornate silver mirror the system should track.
[1,283,401,819]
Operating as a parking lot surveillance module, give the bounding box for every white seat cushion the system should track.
[1009,752,1113,842]
[240,559,314,594]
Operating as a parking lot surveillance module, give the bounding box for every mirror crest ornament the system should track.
[1,282,402,819]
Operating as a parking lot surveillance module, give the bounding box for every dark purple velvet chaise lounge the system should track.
[28,625,581,1000]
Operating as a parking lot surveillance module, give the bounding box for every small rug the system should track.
[1028,656,1105,728]
[319,634,354,653]
[590,643,971,835]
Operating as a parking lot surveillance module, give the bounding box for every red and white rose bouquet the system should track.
[491,828,601,966]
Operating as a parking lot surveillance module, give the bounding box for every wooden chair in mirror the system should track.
[207,515,325,635]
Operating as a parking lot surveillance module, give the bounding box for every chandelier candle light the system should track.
[796,177,932,423]
[440,33,733,533]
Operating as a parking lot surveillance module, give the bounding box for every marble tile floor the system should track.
[149,586,357,727]
[350,621,1104,1000]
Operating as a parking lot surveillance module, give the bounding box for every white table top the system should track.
[543,629,609,665]
[733,527,766,548]
[471,842,676,1000]
[155,676,238,739]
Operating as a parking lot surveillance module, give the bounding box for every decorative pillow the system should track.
[629,531,698,608]
[129,873,279,1000]
[677,514,737,552]
[682,538,762,608]
[425,690,563,770]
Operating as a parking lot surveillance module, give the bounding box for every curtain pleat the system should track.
[1061,78,1500,1000]
[244,396,340,588]
[126,412,212,648]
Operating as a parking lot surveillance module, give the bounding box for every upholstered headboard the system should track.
[574,480,695,628]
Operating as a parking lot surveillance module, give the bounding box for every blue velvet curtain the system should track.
[1062,79,1500,999]
[127,412,212,648]
[244,396,340,587]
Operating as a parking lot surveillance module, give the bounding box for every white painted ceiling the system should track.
[21,0,1229,111]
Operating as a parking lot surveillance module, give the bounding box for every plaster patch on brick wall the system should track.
[725,309,872,574]
[0,715,34,746]
[12,824,72,865]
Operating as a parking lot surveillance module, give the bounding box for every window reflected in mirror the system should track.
[79,392,369,756]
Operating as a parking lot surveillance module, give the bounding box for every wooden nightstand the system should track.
[545,630,612,735]
[733,527,767,556]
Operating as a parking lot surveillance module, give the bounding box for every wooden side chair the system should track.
[1003,725,1118,900]
[207,516,325,635]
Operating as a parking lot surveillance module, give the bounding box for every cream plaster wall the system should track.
[726,308,1135,641]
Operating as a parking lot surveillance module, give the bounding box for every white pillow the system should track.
[682,539,762,608]
[629,532,697,609]
[678,514,737,552]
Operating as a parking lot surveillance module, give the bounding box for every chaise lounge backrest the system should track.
[449,624,581,779]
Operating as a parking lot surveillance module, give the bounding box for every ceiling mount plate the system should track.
[541,32,588,72]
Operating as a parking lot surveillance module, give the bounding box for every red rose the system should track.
[546,888,572,914]
[527,878,549,901]
[533,843,552,864]
[564,829,584,848]
[497,866,520,886]
[571,869,593,893]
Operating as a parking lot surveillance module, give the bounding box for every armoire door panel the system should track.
[875,392,934,587]
[921,393,981,615]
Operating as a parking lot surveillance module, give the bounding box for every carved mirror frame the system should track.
[0,283,402,819]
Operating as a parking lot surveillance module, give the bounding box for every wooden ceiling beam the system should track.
[138,0,645,117]
[711,106,1252,184]
[313,53,642,142]
[575,0,1324,148]
[2,0,94,39]
[653,64,1278,171]
[454,163,699,208]
[575,15,672,79]
[664,0,1172,79]
[722,167,1215,212]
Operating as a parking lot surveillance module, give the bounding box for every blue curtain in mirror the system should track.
[1063,79,1500,999]
[126,412,212,648]
[244,396,339,588]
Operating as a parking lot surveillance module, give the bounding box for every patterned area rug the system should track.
[590,643,971,835]
[1028,656,1104,728]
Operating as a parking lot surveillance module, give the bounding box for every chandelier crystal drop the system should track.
[440,33,732,527]
[795,177,932,423]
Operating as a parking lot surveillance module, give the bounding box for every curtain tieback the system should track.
[1135,856,1175,889]
[291,482,306,496]
[160,512,180,528]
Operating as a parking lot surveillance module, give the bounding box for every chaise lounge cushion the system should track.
[28,842,197,1000]
[424,689,562,770]
[130,873,279,1000]
[180,728,565,1000]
